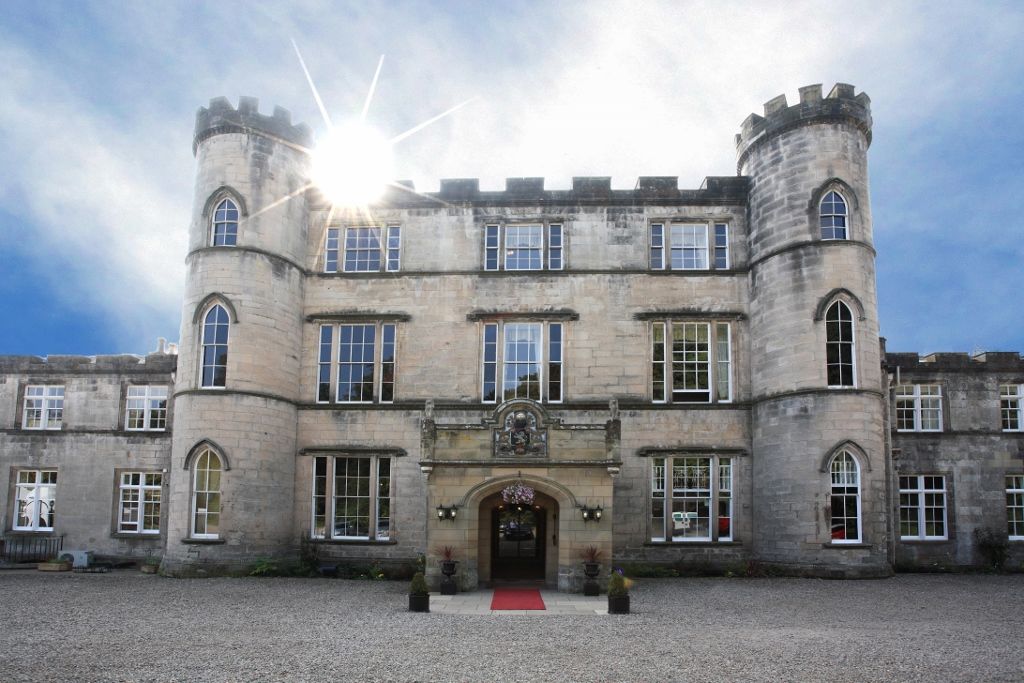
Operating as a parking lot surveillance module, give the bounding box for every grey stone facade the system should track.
[885,350,1024,569]
[0,352,175,560]
[2,83,1021,584]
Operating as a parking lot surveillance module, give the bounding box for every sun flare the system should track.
[311,122,394,207]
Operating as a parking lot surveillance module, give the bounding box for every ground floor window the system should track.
[830,451,861,543]
[1008,476,1024,540]
[191,449,222,539]
[118,472,163,534]
[651,456,731,541]
[899,475,947,540]
[311,455,392,541]
[14,469,57,531]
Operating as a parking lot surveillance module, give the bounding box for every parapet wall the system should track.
[325,175,751,208]
[735,83,872,172]
[0,353,178,374]
[885,351,1024,373]
[193,96,314,154]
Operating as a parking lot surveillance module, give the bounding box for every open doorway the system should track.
[491,504,547,581]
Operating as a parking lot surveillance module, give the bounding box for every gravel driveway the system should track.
[1,571,1022,682]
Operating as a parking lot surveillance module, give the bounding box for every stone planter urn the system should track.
[440,560,458,595]
[582,561,600,596]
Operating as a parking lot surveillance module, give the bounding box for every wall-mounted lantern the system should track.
[436,504,458,521]
[580,505,603,522]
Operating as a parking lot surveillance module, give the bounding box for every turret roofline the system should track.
[734,83,872,173]
[193,96,313,155]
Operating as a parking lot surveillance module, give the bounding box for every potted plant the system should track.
[409,572,430,612]
[37,554,72,572]
[607,568,630,614]
[140,556,160,574]
[438,546,458,595]
[581,546,602,596]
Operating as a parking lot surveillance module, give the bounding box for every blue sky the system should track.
[1,1,1022,356]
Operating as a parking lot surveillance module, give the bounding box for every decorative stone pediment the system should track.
[493,401,548,458]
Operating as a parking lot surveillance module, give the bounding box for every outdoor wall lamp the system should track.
[580,505,603,522]
[436,504,458,521]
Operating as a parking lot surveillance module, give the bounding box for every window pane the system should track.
[504,225,543,270]
[343,227,382,272]
[503,323,542,400]
[338,324,376,402]
[482,323,498,402]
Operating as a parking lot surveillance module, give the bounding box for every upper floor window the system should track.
[191,448,222,539]
[651,456,732,542]
[899,475,947,541]
[650,222,729,271]
[484,224,562,271]
[317,322,397,404]
[211,198,239,246]
[650,321,732,403]
[118,472,162,534]
[23,385,64,430]
[825,301,856,387]
[820,191,848,240]
[895,384,943,432]
[325,226,400,273]
[125,386,168,431]
[14,469,57,531]
[311,455,392,541]
[829,451,861,543]
[200,305,229,389]
[482,321,563,403]
[1001,384,1023,432]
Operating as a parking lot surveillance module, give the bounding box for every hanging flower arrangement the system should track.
[501,482,535,506]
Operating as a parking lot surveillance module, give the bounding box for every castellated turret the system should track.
[739,84,889,575]
[163,97,312,572]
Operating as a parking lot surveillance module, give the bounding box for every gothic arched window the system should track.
[211,198,239,246]
[825,301,855,387]
[191,448,222,539]
[829,451,861,543]
[200,305,229,388]
[819,191,848,240]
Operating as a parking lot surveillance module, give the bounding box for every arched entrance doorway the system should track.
[492,502,547,580]
[478,489,559,586]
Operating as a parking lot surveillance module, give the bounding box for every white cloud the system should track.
[0,1,1021,352]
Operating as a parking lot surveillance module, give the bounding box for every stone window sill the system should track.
[898,539,952,545]
[111,533,162,540]
[306,538,398,546]
[643,541,742,547]
[181,538,225,545]
[822,543,872,549]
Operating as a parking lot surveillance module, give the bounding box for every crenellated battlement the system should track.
[885,351,1024,373]
[316,175,750,208]
[735,83,872,169]
[193,96,314,155]
[0,352,178,374]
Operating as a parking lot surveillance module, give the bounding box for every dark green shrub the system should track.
[248,558,281,576]
[608,571,628,597]
[974,528,1009,570]
[409,572,428,596]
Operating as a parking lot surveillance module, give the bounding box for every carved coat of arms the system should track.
[495,409,547,457]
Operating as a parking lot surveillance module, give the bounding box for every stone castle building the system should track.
[2,83,1022,586]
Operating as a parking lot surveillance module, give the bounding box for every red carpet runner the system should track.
[490,588,546,610]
